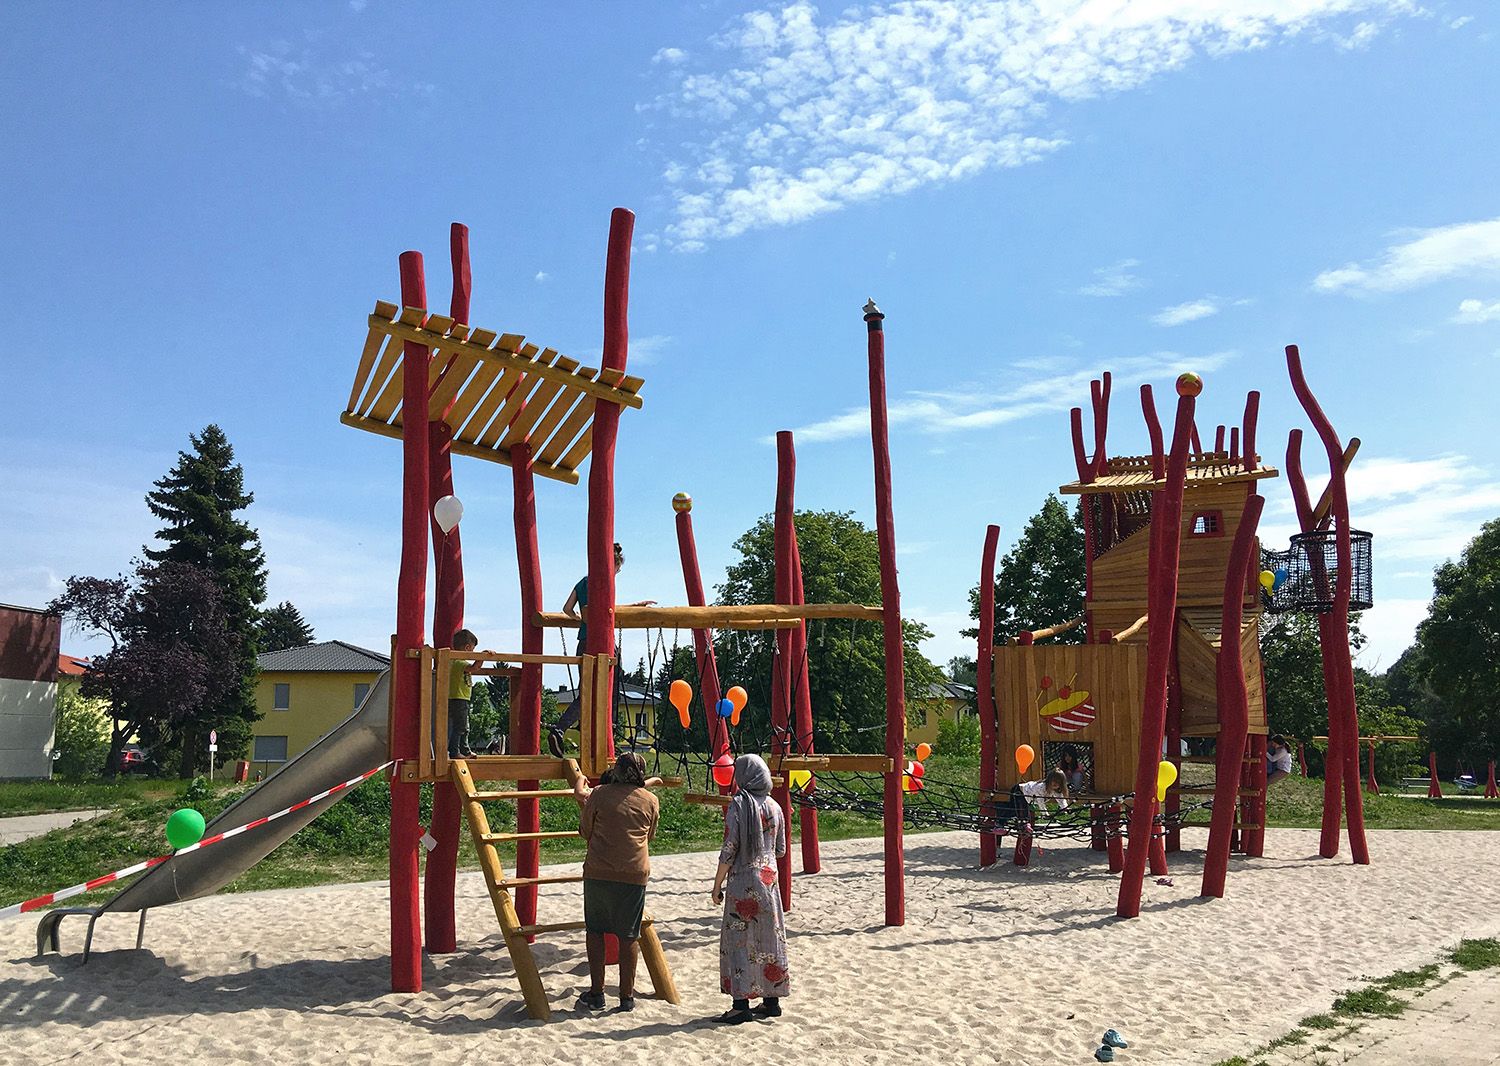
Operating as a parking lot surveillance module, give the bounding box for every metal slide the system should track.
[37,671,391,957]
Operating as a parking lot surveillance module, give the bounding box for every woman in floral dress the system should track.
[710,754,789,1024]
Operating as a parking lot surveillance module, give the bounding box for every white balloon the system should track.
[433,495,464,534]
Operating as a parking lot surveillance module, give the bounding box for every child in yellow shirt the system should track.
[448,629,479,758]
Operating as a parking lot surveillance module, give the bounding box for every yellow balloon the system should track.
[1259,569,1276,592]
[1156,760,1179,802]
[788,769,812,792]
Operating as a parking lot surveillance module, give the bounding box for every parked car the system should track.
[117,744,151,774]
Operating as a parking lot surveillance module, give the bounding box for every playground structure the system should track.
[337,210,910,1007]
[977,349,1376,915]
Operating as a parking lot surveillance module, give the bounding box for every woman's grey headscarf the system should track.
[728,754,776,864]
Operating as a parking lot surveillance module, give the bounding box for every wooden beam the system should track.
[401,755,572,782]
[369,313,645,409]
[536,602,883,629]
[1012,616,1083,644]
[339,412,582,485]
[768,754,895,773]
[1310,438,1361,530]
[1110,614,1149,644]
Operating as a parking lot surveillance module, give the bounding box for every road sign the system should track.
[209,729,217,746]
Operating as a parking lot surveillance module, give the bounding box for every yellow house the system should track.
[908,680,977,747]
[250,640,389,770]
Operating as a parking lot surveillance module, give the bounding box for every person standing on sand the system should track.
[572,752,660,1013]
[711,754,789,1024]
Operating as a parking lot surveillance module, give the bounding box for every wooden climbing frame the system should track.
[450,758,679,1021]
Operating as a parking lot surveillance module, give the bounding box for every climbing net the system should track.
[551,618,1212,841]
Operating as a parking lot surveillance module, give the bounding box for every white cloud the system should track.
[652,47,687,64]
[785,349,1237,444]
[1079,259,1143,298]
[650,0,1417,249]
[1152,298,1220,327]
[1449,16,1474,29]
[238,36,433,105]
[1454,297,1500,324]
[534,271,550,283]
[349,0,368,12]
[1313,216,1500,294]
[1356,598,1429,670]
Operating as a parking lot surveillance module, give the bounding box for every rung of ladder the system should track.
[500,875,585,888]
[515,921,588,936]
[480,830,581,844]
[472,789,577,801]
[1179,755,1259,765]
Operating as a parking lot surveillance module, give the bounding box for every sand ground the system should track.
[0,810,106,845]
[2,829,1497,1065]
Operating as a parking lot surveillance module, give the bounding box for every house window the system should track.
[1190,510,1223,537]
[253,735,289,763]
[273,683,291,710]
[635,711,648,731]
[354,682,371,710]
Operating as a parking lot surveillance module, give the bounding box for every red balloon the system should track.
[712,754,735,788]
[911,760,925,778]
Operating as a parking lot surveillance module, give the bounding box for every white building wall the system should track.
[0,677,56,779]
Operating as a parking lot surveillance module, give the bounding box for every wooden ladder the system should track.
[450,759,680,1021]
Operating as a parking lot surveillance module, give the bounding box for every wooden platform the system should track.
[342,301,645,485]
[1060,451,1279,495]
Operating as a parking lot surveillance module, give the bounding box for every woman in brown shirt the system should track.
[572,752,660,1012]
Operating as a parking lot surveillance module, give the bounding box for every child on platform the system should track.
[448,628,479,758]
[1007,769,1070,824]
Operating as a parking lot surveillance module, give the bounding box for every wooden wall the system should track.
[993,643,1146,795]
[1176,614,1267,737]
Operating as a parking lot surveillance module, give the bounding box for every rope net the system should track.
[1260,528,1373,614]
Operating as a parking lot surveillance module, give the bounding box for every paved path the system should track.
[0,809,105,845]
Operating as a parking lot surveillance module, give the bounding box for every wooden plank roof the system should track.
[341,301,645,485]
[1060,451,1278,495]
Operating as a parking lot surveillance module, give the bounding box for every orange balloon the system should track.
[669,679,693,729]
[1015,744,1035,775]
[915,743,932,761]
[726,685,748,713]
[730,707,742,727]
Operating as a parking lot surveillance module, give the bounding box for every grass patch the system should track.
[1450,938,1500,971]
[1299,1013,1340,1030]
[1332,986,1406,1018]
[0,778,222,817]
[1265,1029,1307,1049]
[1371,964,1441,991]
[1211,1057,1252,1066]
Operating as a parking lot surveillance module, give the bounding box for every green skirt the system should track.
[583,877,646,940]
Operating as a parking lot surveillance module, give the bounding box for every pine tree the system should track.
[258,601,315,652]
[144,425,268,775]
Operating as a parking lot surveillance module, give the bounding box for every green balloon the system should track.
[166,807,206,850]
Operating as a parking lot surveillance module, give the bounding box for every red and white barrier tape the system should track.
[1,760,393,919]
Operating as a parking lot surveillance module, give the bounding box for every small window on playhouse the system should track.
[1044,741,1094,794]
[1190,510,1223,537]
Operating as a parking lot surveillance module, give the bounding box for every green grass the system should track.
[0,778,222,817]
[1371,964,1441,991]
[1299,1013,1341,1030]
[1332,986,1407,1018]
[1450,938,1500,971]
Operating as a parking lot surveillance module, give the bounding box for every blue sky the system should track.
[4,1,1498,683]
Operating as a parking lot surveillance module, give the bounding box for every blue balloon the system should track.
[1273,567,1289,592]
[716,698,734,718]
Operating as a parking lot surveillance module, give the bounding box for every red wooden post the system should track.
[424,222,472,954]
[1107,804,1125,873]
[1366,742,1379,795]
[1164,653,1182,853]
[864,300,906,928]
[1288,346,1369,865]
[1297,741,1308,777]
[1070,408,1097,625]
[1149,823,1168,876]
[1484,759,1498,799]
[1012,821,1033,866]
[585,209,634,752]
[1202,492,1264,897]
[1214,425,1226,453]
[1427,751,1443,798]
[771,431,797,910]
[789,518,821,873]
[511,440,545,928]
[1092,375,1116,550]
[978,524,1000,867]
[390,250,430,992]
[1242,391,1260,473]
[1140,384,1165,480]
[1090,805,1106,851]
[1117,384,1195,919]
[1285,432,1344,857]
[673,503,728,776]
